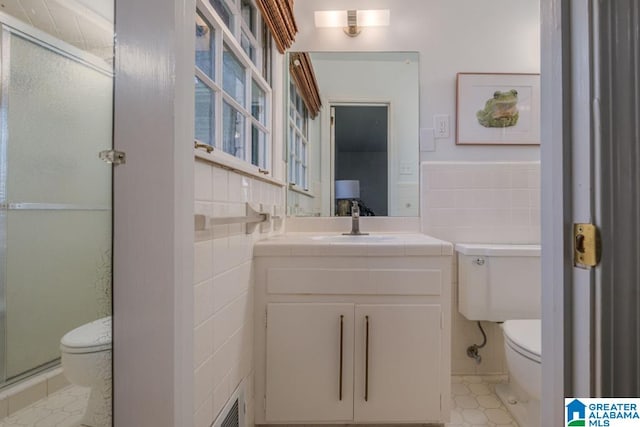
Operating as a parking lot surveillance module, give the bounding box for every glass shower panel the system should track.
[6,35,112,207]
[2,33,113,381]
[5,211,111,378]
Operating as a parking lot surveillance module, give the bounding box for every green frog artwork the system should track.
[476,89,519,128]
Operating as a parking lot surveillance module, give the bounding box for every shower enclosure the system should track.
[0,13,113,386]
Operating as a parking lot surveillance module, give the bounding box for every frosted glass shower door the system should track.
[0,29,113,380]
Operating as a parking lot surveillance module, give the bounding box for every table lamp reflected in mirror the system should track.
[335,180,359,216]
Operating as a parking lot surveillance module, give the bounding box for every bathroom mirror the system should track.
[286,51,420,217]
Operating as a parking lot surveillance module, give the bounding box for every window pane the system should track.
[222,101,245,159]
[223,44,246,107]
[295,111,302,130]
[195,14,214,78]
[241,32,256,64]
[251,125,266,168]
[251,80,266,124]
[241,0,257,35]
[262,24,272,84]
[195,78,214,146]
[301,165,307,189]
[209,0,232,29]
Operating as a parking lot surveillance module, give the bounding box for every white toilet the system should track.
[60,316,112,427]
[456,244,541,427]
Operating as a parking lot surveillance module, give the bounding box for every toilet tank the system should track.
[456,243,540,321]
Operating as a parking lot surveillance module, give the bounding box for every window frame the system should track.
[288,81,310,191]
[195,0,273,173]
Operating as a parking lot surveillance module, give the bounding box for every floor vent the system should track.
[213,382,245,427]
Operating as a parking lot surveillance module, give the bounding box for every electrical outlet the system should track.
[434,115,450,138]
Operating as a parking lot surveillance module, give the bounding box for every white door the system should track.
[353,304,441,422]
[265,303,354,422]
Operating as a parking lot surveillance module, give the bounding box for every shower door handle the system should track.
[99,149,126,165]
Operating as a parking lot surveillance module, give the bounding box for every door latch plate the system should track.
[574,223,600,269]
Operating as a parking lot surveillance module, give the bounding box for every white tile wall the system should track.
[194,159,285,427]
[421,161,541,375]
[421,162,540,244]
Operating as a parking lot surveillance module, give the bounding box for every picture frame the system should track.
[456,73,540,145]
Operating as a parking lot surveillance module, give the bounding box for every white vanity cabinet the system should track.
[265,303,355,421]
[253,234,453,425]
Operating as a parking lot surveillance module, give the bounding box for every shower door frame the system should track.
[0,11,114,386]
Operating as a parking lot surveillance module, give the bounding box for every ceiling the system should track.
[0,0,113,62]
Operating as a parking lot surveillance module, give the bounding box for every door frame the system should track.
[541,0,571,422]
[325,101,392,216]
[541,0,600,422]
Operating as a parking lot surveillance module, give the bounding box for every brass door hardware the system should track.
[574,223,601,269]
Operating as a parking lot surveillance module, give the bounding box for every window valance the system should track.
[289,52,321,118]
[256,0,297,54]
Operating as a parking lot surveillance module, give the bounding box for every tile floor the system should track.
[0,386,89,427]
[448,375,518,427]
[0,376,517,427]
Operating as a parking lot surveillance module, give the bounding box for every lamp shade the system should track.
[335,180,360,199]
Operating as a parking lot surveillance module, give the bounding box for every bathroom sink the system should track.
[310,234,397,243]
[254,233,454,257]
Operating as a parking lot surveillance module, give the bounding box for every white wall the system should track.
[291,0,541,162]
[113,0,195,424]
[194,161,285,427]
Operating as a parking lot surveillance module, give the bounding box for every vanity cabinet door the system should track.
[353,304,442,422]
[265,303,355,422]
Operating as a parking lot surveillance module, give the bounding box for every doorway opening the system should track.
[332,105,389,216]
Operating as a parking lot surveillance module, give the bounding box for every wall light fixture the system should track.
[314,9,390,37]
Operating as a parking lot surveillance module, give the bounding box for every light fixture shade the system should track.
[335,180,360,199]
[356,9,390,27]
[314,9,390,28]
[314,10,347,28]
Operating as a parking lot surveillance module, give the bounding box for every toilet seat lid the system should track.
[60,316,112,353]
[503,319,541,361]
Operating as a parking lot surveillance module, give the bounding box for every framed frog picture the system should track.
[456,73,540,145]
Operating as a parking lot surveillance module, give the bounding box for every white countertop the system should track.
[254,233,453,257]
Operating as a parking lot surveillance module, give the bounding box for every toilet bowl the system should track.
[60,316,112,427]
[502,319,541,400]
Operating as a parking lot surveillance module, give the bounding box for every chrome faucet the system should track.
[343,200,369,236]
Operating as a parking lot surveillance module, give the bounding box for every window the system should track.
[195,0,272,170]
[288,81,309,189]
